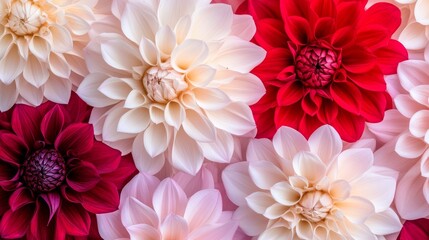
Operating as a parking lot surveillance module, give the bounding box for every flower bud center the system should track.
[298,191,333,222]
[143,65,188,103]
[295,44,340,88]
[6,0,47,36]
[23,148,66,193]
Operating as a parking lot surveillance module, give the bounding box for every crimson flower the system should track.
[0,93,136,239]
[398,219,429,240]
[247,0,408,141]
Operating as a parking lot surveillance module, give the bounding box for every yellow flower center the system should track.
[6,0,47,36]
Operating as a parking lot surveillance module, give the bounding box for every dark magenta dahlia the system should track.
[0,93,136,239]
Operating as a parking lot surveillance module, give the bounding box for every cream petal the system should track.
[186,64,216,87]
[415,0,429,25]
[328,180,351,201]
[124,90,147,108]
[398,60,429,91]
[139,38,159,66]
[121,2,158,43]
[344,220,377,240]
[97,211,129,239]
[395,94,426,118]
[160,215,188,240]
[198,129,233,163]
[174,16,191,44]
[144,123,170,157]
[121,197,159,228]
[410,110,429,138]
[100,38,142,71]
[102,107,136,142]
[222,162,258,206]
[184,189,222,231]
[233,206,268,236]
[245,192,275,214]
[219,72,265,105]
[0,34,13,59]
[205,102,255,136]
[48,52,71,79]
[398,22,428,50]
[165,101,185,129]
[292,151,326,183]
[259,227,293,240]
[0,45,25,85]
[364,208,402,235]
[29,36,50,61]
[153,179,188,221]
[23,54,49,88]
[193,87,231,110]
[210,37,266,73]
[127,224,161,240]
[172,166,214,196]
[171,39,208,72]
[230,14,256,41]
[149,104,165,124]
[49,24,73,53]
[270,181,301,206]
[263,203,288,219]
[118,108,150,134]
[77,73,119,107]
[158,0,196,29]
[182,109,216,142]
[43,75,72,104]
[395,133,427,158]
[0,81,18,111]
[272,126,310,162]
[333,148,374,181]
[156,26,176,58]
[15,76,43,106]
[172,127,204,175]
[65,14,90,35]
[246,138,281,166]
[132,132,166,175]
[308,125,342,165]
[189,4,233,41]
[336,197,375,224]
[249,161,287,190]
[296,220,313,240]
[98,77,133,100]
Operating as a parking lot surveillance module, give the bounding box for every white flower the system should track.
[77,0,266,175]
[0,0,95,111]
[222,125,402,239]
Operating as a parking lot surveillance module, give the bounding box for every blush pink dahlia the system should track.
[0,93,136,239]
[223,125,401,239]
[248,0,408,141]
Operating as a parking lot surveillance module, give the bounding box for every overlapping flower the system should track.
[248,0,408,141]
[0,93,136,239]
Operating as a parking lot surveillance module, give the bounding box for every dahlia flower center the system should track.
[297,191,333,222]
[143,65,188,103]
[22,148,66,192]
[6,0,47,36]
[295,44,340,88]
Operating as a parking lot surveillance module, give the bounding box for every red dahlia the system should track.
[398,219,429,240]
[0,93,136,239]
[247,0,408,141]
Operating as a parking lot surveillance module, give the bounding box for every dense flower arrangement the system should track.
[0,0,428,239]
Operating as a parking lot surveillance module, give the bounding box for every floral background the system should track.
[0,0,428,239]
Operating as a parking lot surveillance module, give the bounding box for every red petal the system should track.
[280,0,311,18]
[277,81,305,106]
[311,0,336,18]
[331,110,365,142]
[254,19,289,50]
[254,108,276,139]
[284,16,312,45]
[331,26,355,48]
[360,90,388,122]
[0,189,11,216]
[0,161,19,186]
[0,206,33,239]
[248,0,281,20]
[55,123,94,156]
[252,48,293,81]
[301,92,322,116]
[374,40,408,75]
[11,105,42,147]
[60,185,81,204]
[355,25,389,51]
[57,203,91,236]
[330,82,362,114]
[275,103,304,130]
[359,2,401,35]
[40,192,61,223]
[251,86,278,113]
[317,99,338,123]
[399,219,429,240]
[335,1,364,29]
[63,92,92,124]
[348,67,386,91]
[0,132,27,165]
[79,141,121,174]
[30,200,59,240]
[315,17,335,39]
[81,181,119,214]
[342,46,376,73]
[9,187,34,211]
[298,114,323,139]
[100,154,137,190]
[41,105,66,145]
[66,161,100,192]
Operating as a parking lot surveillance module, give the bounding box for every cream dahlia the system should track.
[0,0,95,111]
[223,125,401,239]
[77,0,266,175]
[97,173,238,240]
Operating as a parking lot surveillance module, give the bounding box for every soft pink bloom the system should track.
[223,125,401,239]
[97,172,238,240]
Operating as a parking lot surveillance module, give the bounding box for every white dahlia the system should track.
[222,125,401,239]
[77,0,266,175]
[0,0,95,111]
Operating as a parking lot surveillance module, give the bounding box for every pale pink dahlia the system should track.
[97,173,238,240]
[223,125,401,239]
[77,0,266,175]
[0,0,95,111]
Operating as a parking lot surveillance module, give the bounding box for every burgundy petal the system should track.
[80,181,119,214]
[0,132,28,165]
[0,206,33,239]
[79,141,120,174]
[254,19,289,50]
[41,105,66,145]
[0,161,19,188]
[11,105,43,147]
[30,200,60,240]
[398,219,429,240]
[63,92,92,124]
[9,187,34,211]
[40,192,61,223]
[54,123,94,156]
[66,161,100,192]
[57,203,91,236]
[0,189,11,216]
[60,185,81,204]
[374,39,408,75]
[330,82,362,115]
[100,154,137,190]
